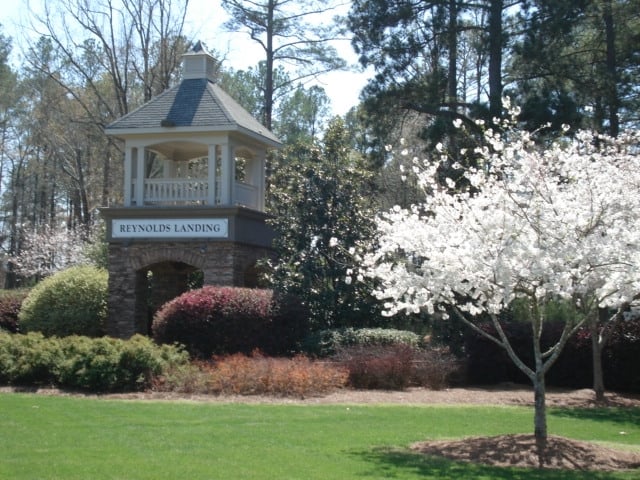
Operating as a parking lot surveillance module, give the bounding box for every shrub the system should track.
[0,289,28,333]
[302,327,423,357]
[154,352,348,397]
[152,286,306,358]
[602,317,640,392]
[0,331,62,385]
[18,266,108,337]
[333,344,461,391]
[0,331,188,392]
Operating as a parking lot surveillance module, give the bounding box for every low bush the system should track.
[302,327,423,357]
[0,289,28,333]
[18,266,108,337]
[334,344,461,390]
[153,352,349,397]
[0,331,188,392]
[0,331,61,385]
[152,286,308,358]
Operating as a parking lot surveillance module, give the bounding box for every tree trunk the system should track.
[533,370,548,468]
[603,0,619,137]
[591,312,606,402]
[531,301,548,467]
[447,0,458,109]
[264,0,275,131]
[487,0,504,119]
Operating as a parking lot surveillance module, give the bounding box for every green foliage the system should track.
[0,331,61,385]
[18,265,108,337]
[267,118,384,330]
[152,286,303,358]
[0,331,188,391]
[274,84,331,144]
[302,327,423,357]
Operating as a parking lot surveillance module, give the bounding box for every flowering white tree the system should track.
[10,224,93,281]
[363,102,640,462]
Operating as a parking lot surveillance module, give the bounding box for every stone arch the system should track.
[106,238,274,338]
[128,247,208,272]
[135,260,203,335]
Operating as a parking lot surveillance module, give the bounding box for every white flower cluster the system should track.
[11,224,92,278]
[364,115,640,318]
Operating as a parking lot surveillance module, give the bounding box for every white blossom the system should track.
[364,123,640,319]
[11,224,95,278]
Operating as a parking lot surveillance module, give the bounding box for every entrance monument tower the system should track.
[101,42,281,338]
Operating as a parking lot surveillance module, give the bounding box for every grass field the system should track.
[1,393,638,479]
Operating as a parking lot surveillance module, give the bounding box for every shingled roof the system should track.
[105,46,281,147]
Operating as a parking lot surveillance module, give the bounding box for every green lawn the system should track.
[0,393,638,480]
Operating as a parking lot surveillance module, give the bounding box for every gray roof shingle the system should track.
[106,78,280,146]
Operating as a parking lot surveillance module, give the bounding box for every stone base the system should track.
[106,240,272,338]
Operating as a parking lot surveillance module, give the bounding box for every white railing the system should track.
[137,179,209,204]
[235,182,259,208]
[131,179,260,209]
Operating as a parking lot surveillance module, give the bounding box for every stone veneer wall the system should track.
[106,240,272,338]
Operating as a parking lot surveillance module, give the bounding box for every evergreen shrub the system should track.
[152,286,306,358]
[0,331,188,391]
[18,266,108,337]
[0,331,61,385]
[302,327,423,357]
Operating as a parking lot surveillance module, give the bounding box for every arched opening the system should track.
[134,260,204,335]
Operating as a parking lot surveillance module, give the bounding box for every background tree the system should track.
[221,0,347,130]
[509,0,640,136]
[267,117,382,330]
[363,106,640,463]
[274,84,331,144]
[0,1,191,286]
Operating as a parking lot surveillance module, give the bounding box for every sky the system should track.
[1,0,370,116]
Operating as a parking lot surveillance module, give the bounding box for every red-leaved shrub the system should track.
[153,352,348,397]
[335,344,461,390]
[0,290,27,333]
[152,287,308,358]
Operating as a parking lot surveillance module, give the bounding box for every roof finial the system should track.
[192,40,204,53]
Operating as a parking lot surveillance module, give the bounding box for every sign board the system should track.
[112,218,228,239]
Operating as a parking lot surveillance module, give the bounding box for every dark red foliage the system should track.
[334,344,461,391]
[152,287,308,359]
[0,291,27,333]
[463,318,640,393]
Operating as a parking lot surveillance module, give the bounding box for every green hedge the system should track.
[302,328,423,357]
[0,332,188,392]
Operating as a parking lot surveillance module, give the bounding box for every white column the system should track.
[124,146,133,207]
[207,144,217,205]
[219,142,233,204]
[256,150,266,211]
[162,158,176,178]
[135,147,145,206]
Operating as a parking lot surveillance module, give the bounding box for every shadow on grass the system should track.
[550,407,640,426]
[356,447,633,480]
